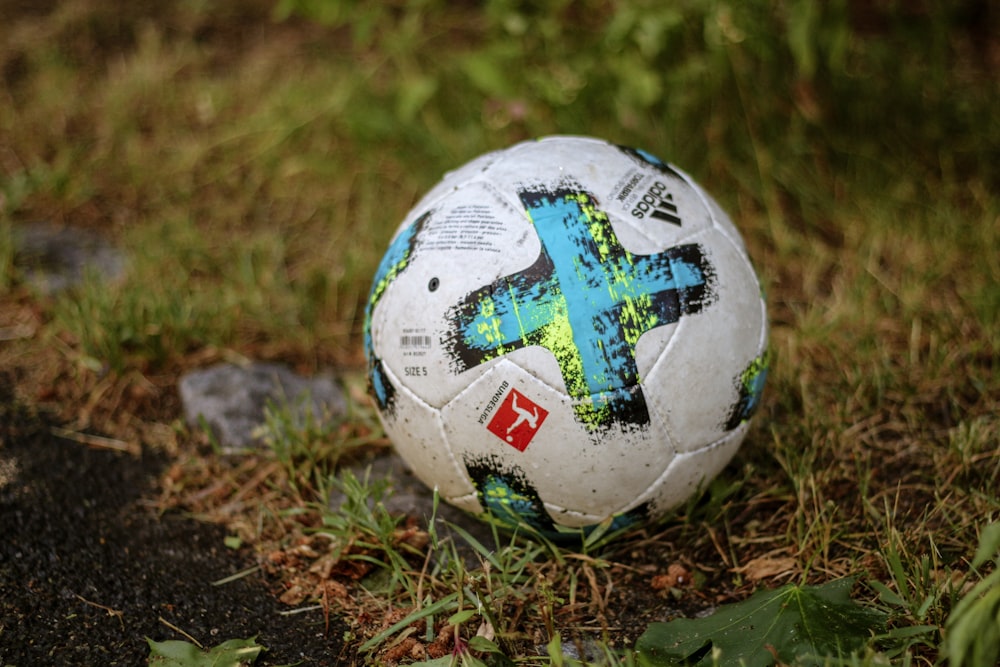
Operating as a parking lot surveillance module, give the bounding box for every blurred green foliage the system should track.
[1,0,995,370]
[273,0,996,198]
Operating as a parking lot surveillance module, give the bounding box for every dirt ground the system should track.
[0,381,696,666]
[0,385,349,666]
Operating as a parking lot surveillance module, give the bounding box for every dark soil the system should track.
[0,390,346,666]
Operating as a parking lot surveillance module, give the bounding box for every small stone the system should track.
[178,362,346,451]
[13,222,127,295]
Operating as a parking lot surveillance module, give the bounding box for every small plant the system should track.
[146,636,264,666]
[255,391,382,500]
[863,505,954,661]
[314,468,424,599]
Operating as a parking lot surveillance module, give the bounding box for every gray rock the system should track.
[180,361,503,564]
[13,222,127,294]
[178,362,346,451]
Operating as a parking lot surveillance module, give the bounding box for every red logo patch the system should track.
[486,388,549,452]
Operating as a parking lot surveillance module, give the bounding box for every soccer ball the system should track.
[364,135,767,538]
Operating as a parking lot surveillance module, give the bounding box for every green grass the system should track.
[1,0,998,664]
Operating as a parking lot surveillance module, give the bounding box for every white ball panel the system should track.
[373,179,539,408]
[369,277,471,409]
[440,359,674,519]
[483,136,624,193]
[499,345,568,395]
[409,149,504,216]
[633,320,680,385]
[634,426,747,514]
[541,504,607,529]
[446,491,485,515]
[694,179,748,254]
[644,228,766,452]
[376,364,476,502]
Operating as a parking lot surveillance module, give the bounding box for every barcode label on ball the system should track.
[400,334,432,349]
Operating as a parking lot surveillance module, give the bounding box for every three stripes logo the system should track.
[630,180,683,226]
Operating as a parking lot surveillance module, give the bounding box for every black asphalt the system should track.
[0,387,346,666]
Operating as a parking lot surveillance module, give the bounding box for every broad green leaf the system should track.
[635,578,885,667]
[868,580,906,607]
[972,521,1000,568]
[945,522,1000,667]
[466,635,503,654]
[146,637,264,667]
[447,608,478,626]
[945,575,1000,667]
[406,658,455,667]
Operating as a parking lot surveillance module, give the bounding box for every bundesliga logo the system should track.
[486,388,549,452]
